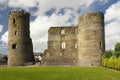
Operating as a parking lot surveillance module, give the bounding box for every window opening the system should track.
[100,41,102,48]
[74,43,77,48]
[61,29,65,35]
[12,44,17,49]
[15,30,18,35]
[61,42,65,49]
[13,18,15,24]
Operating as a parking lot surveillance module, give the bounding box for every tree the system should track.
[3,55,8,62]
[114,42,120,57]
[103,50,113,58]
[115,42,120,51]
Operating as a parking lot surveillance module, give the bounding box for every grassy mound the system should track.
[0,66,120,80]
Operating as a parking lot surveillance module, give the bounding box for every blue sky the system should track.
[0,0,120,54]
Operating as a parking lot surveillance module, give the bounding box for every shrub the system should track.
[107,56,115,68]
[118,57,120,70]
[102,57,108,67]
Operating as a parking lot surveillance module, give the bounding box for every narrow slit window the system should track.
[13,18,15,24]
[61,42,65,49]
[15,30,18,36]
[100,41,102,48]
[74,43,77,48]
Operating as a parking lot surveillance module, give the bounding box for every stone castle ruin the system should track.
[43,12,105,66]
[8,10,35,66]
[8,10,105,66]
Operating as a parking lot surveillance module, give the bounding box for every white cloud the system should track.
[35,0,108,15]
[1,31,8,44]
[105,1,120,50]
[8,0,39,10]
[0,24,3,32]
[105,1,120,22]
[0,0,8,10]
[30,9,76,52]
[0,0,109,52]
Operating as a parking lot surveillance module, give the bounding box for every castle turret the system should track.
[8,10,35,66]
[77,12,105,66]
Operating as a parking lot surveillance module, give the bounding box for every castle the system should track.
[8,10,35,66]
[43,12,105,66]
[8,10,105,66]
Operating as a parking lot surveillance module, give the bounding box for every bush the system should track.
[107,56,116,68]
[102,42,120,70]
[118,57,120,70]
[102,57,108,67]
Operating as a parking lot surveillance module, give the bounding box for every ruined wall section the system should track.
[8,10,34,66]
[77,12,105,66]
[47,26,78,65]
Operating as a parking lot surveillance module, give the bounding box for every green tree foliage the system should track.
[115,42,120,51]
[3,55,8,62]
[103,50,113,58]
[102,42,120,70]
[114,42,120,57]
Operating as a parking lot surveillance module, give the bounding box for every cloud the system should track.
[35,0,108,15]
[8,0,39,10]
[105,1,120,50]
[1,31,8,44]
[0,24,3,32]
[0,0,110,53]
[30,9,76,52]
[105,1,120,22]
[0,0,8,10]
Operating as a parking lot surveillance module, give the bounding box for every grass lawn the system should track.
[0,66,120,80]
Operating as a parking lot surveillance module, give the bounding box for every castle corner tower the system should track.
[8,10,35,66]
[77,12,105,66]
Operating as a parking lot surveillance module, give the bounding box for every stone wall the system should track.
[43,12,105,66]
[45,26,78,65]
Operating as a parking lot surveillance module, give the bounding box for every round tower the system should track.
[8,10,35,66]
[77,12,105,66]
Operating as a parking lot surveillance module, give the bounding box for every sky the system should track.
[0,0,120,54]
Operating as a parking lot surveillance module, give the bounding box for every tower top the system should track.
[78,12,104,22]
[8,9,30,17]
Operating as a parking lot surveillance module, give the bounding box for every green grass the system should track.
[0,66,120,80]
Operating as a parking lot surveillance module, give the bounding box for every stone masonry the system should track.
[43,12,105,66]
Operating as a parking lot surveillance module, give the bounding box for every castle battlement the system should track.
[8,10,30,17]
[78,12,104,22]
